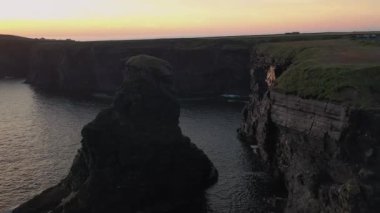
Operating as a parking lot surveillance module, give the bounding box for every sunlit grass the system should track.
[258,39,380,108]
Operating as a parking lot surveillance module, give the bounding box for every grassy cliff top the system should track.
[258,39,380,108]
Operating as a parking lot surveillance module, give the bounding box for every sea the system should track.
[0,79,269,213]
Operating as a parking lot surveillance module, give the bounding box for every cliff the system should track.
[239,40,380,212]
[0,35,38,78]
[26,39,251,96]
[13,55,218,213]
[3,33,378,97]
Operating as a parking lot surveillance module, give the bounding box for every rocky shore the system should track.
[13,55,218,213]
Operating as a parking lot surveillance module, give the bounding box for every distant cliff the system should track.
[238,40,380,212]
[26,39,251,96]
[0,35,38,78]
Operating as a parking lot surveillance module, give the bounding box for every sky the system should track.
[0,0,379,40]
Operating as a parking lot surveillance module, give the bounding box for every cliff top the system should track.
[122,55,174,91]
[23,31,380,50]
[0,34,30,41]
[125,55,172,77]
[259,39,380,109]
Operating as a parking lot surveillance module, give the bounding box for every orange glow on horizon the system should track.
[0,0,379,40]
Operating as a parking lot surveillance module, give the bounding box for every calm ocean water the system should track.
[0,79,268,213]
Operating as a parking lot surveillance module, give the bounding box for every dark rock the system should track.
[13,55,218,213]
[0,38,37,78]
[26,40,251,97]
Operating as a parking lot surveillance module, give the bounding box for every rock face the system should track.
[14,55,218,213]
[0,37,250,96]
[238,51,380,212]
[0,36,37,78]
[26,40,250,96]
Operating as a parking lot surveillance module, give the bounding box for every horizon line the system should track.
[3,29,380,42]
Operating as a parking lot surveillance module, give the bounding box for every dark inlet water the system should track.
[0,79,268,213]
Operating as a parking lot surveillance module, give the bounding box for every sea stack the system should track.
[14,55,218,213]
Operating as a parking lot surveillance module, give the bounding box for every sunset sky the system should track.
[0,0,379,40]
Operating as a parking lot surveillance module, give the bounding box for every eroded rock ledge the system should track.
[13,55,218,213]
[239,51,380,212]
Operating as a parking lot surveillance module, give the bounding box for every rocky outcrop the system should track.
[239,51,380,212]
[27,40,250,96]
[13,55,218,213]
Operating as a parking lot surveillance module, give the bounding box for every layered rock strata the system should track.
[14,55,218,213]
[239,51,380,212]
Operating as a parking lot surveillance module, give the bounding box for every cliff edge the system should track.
[13,55,218,213]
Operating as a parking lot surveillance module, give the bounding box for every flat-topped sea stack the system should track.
[13,55,218,213]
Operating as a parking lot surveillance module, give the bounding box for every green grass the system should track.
[257,39,380,108]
